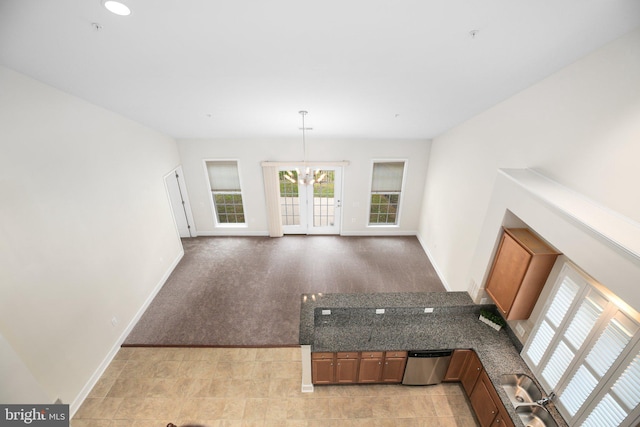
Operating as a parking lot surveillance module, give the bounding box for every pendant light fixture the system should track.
[296,110,326,186]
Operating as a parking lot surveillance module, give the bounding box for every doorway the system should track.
[164,166,196,238]
[279,166,342,235]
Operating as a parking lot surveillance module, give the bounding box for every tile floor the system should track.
[73,347,479,427]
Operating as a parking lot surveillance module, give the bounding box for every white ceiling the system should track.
[1,0,639,140]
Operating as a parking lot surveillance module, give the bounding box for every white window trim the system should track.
[203,159,248,228]
[367,159,408,227]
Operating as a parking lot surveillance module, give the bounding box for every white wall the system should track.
[0,67,183,410]
[418,28,640,296]
[177,138,430,235]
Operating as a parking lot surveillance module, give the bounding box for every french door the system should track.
[279,166,342,234]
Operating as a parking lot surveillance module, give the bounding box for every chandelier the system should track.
[281,111,327,186]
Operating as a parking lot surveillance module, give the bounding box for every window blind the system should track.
[207,161,241,191]
[371,162,404,192]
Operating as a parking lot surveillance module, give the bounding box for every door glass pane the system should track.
[313,170,335,227]
[279,170,300,226]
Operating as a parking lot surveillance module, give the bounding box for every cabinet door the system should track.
[336,357,359,383]
[381,352,407,383]
[492,406,515,427]
[461,351,483,395]
[470,371,499,427]
[444,349,472,382]
[312,357,334,384]
[485,232,531,316]
[358,357,383,383]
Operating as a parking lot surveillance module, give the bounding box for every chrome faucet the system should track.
[536,391,556,406]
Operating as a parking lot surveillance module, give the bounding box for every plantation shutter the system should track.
[524,270,582,368]
[540,289,607,389]
[558,311,638,418]
[581,350,640,426]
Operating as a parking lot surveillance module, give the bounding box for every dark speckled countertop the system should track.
[299,292,568,427]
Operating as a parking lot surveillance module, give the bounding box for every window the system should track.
[369,161,405,225]
[205,160,245,225]
[522,263,640,426]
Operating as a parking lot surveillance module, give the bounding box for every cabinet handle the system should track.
[491,411,496,414]
[477,367,481,371]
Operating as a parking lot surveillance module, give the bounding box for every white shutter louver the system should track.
[548,276,580,327]
[528,321,555,366]
[582,352,640,426]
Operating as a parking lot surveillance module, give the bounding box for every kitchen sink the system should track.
[501,374,543,405]
[501,374,559,427]
[515,405,558,427]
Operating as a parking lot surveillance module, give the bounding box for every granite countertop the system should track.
[299,292,568,427]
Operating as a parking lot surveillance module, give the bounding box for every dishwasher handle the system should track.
[407,350,453,358]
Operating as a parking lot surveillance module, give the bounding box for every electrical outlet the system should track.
[424,308,434,313]
[516,323,526,337]
[376,308,385,314]
[111,317,118,327]
[480,298,488,304]
[321,309,331,315]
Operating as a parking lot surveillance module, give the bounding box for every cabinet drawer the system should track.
[361,351,384,358]
[312,352,334,360]
[385,351,407,358]
[336,352,358,359]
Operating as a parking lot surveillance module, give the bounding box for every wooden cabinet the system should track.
[335,352,359,383]
[471,371,515,427]
[493,406,515,427]
[461,350,483,395]
[381,351,408,383]
[358,351,384,383]
[485,228,560,320]
[444,349,472,382]
[312,351,407,384]
[470,371,500,427]
[311,352,335,384]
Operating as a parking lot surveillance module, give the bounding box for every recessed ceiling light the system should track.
[103,0,131,16]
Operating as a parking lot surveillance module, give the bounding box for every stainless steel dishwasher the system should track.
[402,350,453,385]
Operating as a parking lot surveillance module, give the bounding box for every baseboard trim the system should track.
[340,230,418,236]
[70,248,184,416]
[416,234,451,291]
[196,230,270,237]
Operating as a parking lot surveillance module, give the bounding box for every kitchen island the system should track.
[299,291,568,427]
